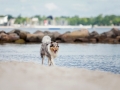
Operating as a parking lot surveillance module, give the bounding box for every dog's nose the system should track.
[54,50,57,53]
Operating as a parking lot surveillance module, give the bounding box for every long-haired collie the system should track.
[40,36,59,66]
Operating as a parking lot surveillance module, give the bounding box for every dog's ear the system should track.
[50,41,53,47]
[51,41,53,44]
[55,41,58,43]
[56,41,59,47]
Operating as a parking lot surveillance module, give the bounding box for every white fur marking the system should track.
[42,36,51,44]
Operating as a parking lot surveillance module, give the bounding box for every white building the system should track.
[0,16,8,25]
[31,17,39,25]
[8,18,15,26]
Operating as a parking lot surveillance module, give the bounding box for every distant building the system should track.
[0,16,8,26]
[43,18,68,26]
[44,20,48,26]
[31,17,39,25]
[8,18,15,26]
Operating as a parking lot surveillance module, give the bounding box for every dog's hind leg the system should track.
[41,54,45,65]
[47,54,52,66]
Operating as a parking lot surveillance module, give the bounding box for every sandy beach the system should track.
[0,61,120,90]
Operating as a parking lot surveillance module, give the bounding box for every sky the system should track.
[0,0,120,17]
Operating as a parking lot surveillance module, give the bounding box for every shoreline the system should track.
[0,25,120,29]
[0,61,120,90]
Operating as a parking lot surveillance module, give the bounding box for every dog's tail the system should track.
[42,35,51,44]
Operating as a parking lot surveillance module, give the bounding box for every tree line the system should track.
[67,14,120,26]
[7,14,120,26]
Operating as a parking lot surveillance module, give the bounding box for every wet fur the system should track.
[40,36,59,66]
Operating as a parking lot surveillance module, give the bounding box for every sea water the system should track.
[0,27,119,34]
[0,43,120,74]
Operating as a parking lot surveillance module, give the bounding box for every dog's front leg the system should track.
[42,55,45,65]
[51,58,55,66]
[48,58,51,66]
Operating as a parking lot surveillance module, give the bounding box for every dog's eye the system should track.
[50,44,52,47]
[50,45,54,47]
[57,46,59,47]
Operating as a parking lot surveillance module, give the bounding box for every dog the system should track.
[40,36,59,66]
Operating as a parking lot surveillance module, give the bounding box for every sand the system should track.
[0,61,120,90]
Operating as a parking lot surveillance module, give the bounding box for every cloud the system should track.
[44,3,58,11]
[20,0,27,3]
[72,3,89,12]
[21,6,25,10]
[31,6,38,11]
[5,8,15,12]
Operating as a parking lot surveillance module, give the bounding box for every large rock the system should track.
[15,39,25,44]
[8,33,20,42]
[59,33,71,42]
[74,38,89,42]
[69,29,89,38]
[97,33,107,43]
[106,31,116,38]
[9,29,30,40]
[103,38,119,43]
[0,33,10,42]
[89,38,97,43]
[97,28,120,43]
[43,31,61,41]
[36,34,45,42]
[44,31,53,38]
[26,34,37,42]
[0,32,20,42]
[32,30,60,42]
[9,29,21,35]
[61,29,89,42]
[52,31,61,41]
[101,28,120,38]
[26,33,44,42]
[0,30,6,34]
[19,31,29,40]
[116,36,120,43]
[111,28,120,36]
[33,30,43,34]
[89,31,99,38]
[116,36,120,39]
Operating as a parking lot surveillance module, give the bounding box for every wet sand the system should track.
[0,61,120,90]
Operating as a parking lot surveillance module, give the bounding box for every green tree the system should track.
[7,15,14,20]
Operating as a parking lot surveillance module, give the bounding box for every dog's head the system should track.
[50,41,59,53]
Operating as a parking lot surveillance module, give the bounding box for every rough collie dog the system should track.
[40,36,59,66]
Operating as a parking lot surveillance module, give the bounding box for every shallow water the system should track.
[0,27,119,34]
[0,43,120,74]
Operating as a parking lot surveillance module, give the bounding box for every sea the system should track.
[0,26,119,34]
[0,27,120,74]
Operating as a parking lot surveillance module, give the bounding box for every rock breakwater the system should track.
[0,28,120,44]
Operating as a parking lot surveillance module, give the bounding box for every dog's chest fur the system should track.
[47,44,58,58]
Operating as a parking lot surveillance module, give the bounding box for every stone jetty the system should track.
[0,28,120,44]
